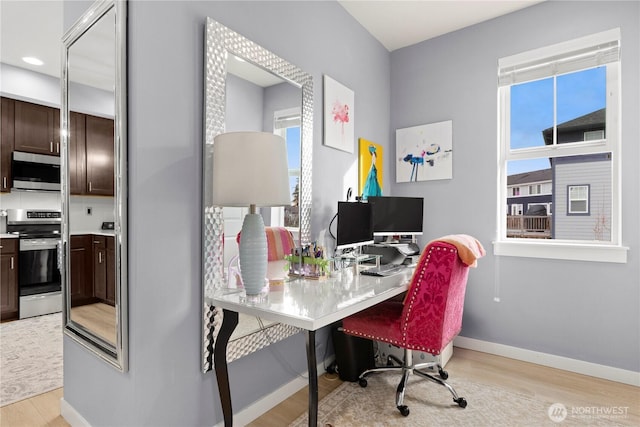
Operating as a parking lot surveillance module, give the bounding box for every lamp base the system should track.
[238,213,268,295]
[240,290,269,304]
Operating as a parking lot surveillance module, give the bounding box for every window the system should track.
[584,130,605,141]
[567,185,589,214]
[271,108,301,229]
[496,29,627,263]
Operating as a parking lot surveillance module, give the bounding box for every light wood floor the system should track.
[2,348,638,426]
[70,303,117,344]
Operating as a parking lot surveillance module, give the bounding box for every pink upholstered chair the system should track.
[342,235,485,417]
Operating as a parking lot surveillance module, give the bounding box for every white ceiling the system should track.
[0,0,544,85]
[338,0,544,51]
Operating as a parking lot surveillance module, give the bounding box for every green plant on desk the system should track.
[285,255,330,279]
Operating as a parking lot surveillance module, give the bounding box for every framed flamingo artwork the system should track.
[396,120,453,183]
[323,75,354,153]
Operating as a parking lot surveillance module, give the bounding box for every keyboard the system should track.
[360,263,403,277]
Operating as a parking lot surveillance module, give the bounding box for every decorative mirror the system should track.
[61,0,128,371]
[202,18,313,372]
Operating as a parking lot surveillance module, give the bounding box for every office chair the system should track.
[342,235,484,417]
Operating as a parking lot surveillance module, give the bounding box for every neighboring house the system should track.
[542,108,610,241]
[506,168,552,216]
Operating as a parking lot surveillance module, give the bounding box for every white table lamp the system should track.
[211,131,291,295]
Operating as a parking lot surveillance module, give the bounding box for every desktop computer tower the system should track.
[331,323,375,382]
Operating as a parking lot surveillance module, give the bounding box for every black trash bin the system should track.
[331,323,375,382]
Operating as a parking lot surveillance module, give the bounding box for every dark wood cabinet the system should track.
[69,112,87,195]
[14,99,60,156]
[0,98,114,197]
[86,115,114,196]
[93,236,107,301]
[70,235,94,307]
[0,238,19,320]
[105,236,115,305]
[71,234,115,307]
[1,98,14,192]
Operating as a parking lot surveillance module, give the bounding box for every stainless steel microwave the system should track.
[11,151,61,191]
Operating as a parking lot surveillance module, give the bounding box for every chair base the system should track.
[358,348,467,416]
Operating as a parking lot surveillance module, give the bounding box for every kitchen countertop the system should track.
[0,233,19,239]
[70,230,116,236]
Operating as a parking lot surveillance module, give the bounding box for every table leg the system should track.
[214,309,239,426]
[306,330,318,427]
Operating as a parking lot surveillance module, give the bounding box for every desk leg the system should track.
[306,330,318,427]
[214,309,239,427]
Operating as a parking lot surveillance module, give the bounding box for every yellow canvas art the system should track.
[358,138,383,200]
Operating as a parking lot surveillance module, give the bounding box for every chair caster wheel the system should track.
[455,397,467,408]
[358,378,368,388]
[438,369,449,380]
[398,405,410,416]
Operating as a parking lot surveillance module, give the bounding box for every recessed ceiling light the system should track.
[22,57,44,66]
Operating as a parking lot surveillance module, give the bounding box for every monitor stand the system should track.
[362,240,420,265]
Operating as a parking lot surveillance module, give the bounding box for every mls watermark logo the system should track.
[548,403,568,423]
[548,403,629,423]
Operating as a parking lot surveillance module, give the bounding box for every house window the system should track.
[584,130,605,141]
[496,29,626,263]
[510,204,523,216]
[512,187,520,196]
[271,108,301,229]
[567,185,589,214]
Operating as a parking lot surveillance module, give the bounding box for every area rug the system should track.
[0,313,63,407]
[290,373,629,426]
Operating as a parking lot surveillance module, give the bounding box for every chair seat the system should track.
[342,301,404,347]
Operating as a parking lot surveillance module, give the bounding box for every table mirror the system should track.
[202,17,313,372]
[61,0,128,371]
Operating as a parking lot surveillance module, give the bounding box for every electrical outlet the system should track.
[87,207,92,215]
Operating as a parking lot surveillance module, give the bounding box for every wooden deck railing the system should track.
[507,215,551,238]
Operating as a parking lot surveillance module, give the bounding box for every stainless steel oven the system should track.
[6,209,62,319]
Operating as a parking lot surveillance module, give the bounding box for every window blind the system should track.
[498,28,620,86]
[274,114,301,130]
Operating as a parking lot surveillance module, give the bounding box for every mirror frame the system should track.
[61,0,128,372]
[202,17,313,372]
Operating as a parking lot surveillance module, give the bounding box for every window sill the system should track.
[493,239,628,263]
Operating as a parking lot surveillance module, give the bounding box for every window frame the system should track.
[494,28,627,263]
[271,107,301,232]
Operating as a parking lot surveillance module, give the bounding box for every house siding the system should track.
[554,157,612,240]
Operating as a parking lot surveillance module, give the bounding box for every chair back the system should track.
[236,227,295,261]
[265,227,295,261]
[401,241,470,355]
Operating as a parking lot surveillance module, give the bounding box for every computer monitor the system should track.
[368,196,424,236]
[336,201,374,250]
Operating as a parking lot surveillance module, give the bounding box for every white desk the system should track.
[210,266,413,426]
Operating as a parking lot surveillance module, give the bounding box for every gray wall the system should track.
[389,1,639,371]
[62,1,390,425]
[61,0,638,425]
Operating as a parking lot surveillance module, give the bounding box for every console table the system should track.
[210,266,413,426]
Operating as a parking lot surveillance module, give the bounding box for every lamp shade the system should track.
[211,131,291,207]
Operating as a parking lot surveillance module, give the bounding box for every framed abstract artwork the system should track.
[323,75,354,153]
[396,120,453,183]
[358,138,383,200]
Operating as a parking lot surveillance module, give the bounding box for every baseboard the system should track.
[453,336,640,387]
[59,357,333,427]
[60,397,91,427]
[214,356,334,427]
